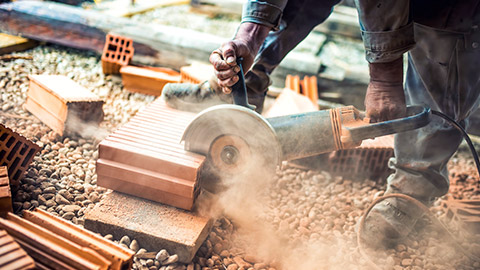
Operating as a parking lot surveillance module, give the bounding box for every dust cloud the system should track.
[64,111,109,141]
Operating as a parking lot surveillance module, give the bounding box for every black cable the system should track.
[431,110,480,189]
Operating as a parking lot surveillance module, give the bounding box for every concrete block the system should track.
[84,191,212,263]
[24,75,104,136]
[120,65,180,96]
[0,124,40,187]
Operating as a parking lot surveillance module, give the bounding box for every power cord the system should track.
[431,110,480,190]
[357,109,480,269]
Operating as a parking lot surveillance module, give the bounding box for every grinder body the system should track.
[267,106,430,161]
[182,59,430,192]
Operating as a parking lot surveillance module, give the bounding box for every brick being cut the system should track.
[24,75,104,136]
[96,98,205,210]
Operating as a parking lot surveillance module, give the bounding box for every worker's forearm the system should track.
[369,57,403,84]
[234,22,271,57]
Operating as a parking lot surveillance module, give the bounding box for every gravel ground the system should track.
[1,45,480,270]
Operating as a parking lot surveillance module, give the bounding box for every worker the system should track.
[162,0,480,245]
[163,0,341,113]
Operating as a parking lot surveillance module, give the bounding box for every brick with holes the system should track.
[0,125,40,187]
[0,229,35,270]
[24,75,104,136]
[0,167,12,216]
[443,199,480,235]
[101,33,135,75]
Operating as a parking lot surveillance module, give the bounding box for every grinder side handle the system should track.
[344,106,431,141]
[231,58,256,110]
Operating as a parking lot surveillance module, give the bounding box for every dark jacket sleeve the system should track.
[355,0,415,63]
[241,0,288,30]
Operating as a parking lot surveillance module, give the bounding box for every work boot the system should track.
[360,192,426,247]
[161,80,232,113]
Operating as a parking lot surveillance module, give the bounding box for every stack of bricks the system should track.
[101,33,134,75]
[442,199,480,235]
[24,75,105,136]
[285,75,319,109]
[0,167,12,216]
[96,98,205,210]
[0,124,40,187]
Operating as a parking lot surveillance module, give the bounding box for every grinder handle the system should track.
[231,58,256,110]
[346,106,431,141]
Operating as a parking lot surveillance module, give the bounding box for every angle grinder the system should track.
[182,59,431,192]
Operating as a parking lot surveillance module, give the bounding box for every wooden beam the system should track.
[0,33,37,54]
[0,1,223,69]
[92,0,189,17]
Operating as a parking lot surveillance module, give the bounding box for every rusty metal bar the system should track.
[23,209,134,270]
[0,212,111,270]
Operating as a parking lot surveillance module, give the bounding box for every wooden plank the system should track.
[0,33,36,55]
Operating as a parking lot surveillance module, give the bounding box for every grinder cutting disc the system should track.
[182,104,280,193]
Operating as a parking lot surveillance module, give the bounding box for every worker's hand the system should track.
[364,58,406,122]
[209,22,270,94]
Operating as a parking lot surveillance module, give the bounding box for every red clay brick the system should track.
[96,98,205,210]
[443,199,480,234]
[120,66,180,96]
[24,75,104,136]
[101,33,134,75]
[22,209,134,270]
[0,212,112,269]
[285,75,319,108]
[0,167,12,216]
[180,63,214,84]
[0,230,35,270]
[328,135,394,179]
[0,124,40,187]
